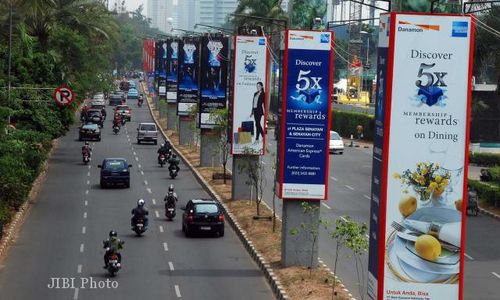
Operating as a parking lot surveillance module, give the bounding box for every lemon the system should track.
[455,199,463,211]
[399,195,417,217]
[415,234,441,261]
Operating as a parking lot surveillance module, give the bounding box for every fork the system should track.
[391,221,459,253]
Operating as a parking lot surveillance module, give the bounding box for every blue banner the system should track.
[280,30,333,199]
[177,37,200,116]
[166,39,178,103]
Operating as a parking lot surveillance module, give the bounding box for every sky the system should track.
[118,0,178,14]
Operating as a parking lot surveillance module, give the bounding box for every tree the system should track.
[330,216,368,299]
[208,108,231,184]
[290,201,331,275]
[291,0,327,29]
[237,148,267,217]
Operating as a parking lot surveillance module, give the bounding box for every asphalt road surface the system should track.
[0,91,274,300]
[230,130,500,300]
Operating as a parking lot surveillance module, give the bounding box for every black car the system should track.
[182,199,224,237]
[79,123,101,141]
[85,109,104,128]
[98,158,132,188]
[109,94,123,106]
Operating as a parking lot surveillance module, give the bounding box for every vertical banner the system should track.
[367,13,390,299]
[370,13,475,300]
[199,35,229,128]
[177,37,200,116]
[147,40,155,94]
[154,40,163,92]
[166,39,179,104]
[158,40,168,98]
[231,35,269,155]
[278,30,334,200]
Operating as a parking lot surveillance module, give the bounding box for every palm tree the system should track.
[232,0,287,33]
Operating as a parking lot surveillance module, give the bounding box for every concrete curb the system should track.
[0,139,59,263]
[144,89,289,300]
[479,207,500,220]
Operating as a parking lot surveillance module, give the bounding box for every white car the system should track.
[329,131,344,154]
[92,93,105,106]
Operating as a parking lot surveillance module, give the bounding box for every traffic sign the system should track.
[53,85,75,107]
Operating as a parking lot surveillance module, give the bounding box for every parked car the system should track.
[79,123,101,141]
[329,131,344,154]
[182,199,224,237]
[98,158,132,188]
[136,122,158,144]
[115,104,131,121]
[85,109,104,128]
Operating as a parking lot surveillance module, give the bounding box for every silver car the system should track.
[137,123,158,145]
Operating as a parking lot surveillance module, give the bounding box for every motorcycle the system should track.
[165,200,176,221]
[138,98,143,107]
[105,250,121,276]
[132,218,146,236]
[83,153,90,165]
[169,164,178,179]
[113,124,120,135]
[158,154,166,167]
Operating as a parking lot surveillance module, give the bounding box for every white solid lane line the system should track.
[80,244,84,253]
[492,272,500,279]
[174,285,182,298]
[159,225,164,233]
[73,288,79,300]
[321,202,332,210]
[464,253,474,260]
[155,211,160,218]
[168,261,175,271]
[163,242,168,251]
[77,264,82,274]
[330,176,338,181]
[363,194,371,200]
[82,226,86,234]
[345,185,355,191]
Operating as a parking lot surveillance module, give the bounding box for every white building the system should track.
[327,0,389,27]
[176,0,237,32]
[147,0,174,33]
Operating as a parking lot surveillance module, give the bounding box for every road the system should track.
[0,89,274,300]
[230,129,500,300]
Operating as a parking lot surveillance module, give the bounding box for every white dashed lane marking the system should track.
[147,188,152,194]
[144,180,148,185]
[163,242,168,251]
[159,225,164,233]
[85,190,89,195]
[77,264,82,274]
[138,164,142,169]
[86,180,90,185]
[345,185,355,191]
[465,253,474,260]
[133,151,137,156]
[80,244,84,253]
[155,211,160,218]
[87,172,90,177]
[321,202,332,210]
[141,171,144,175]
[175,285,181,298]
[330,176,338,181]
[84,200,88,206]
[364,194,371,200]
[82,226,86,234]
[73,288,79,300]
[83,212,87,219]
[135,157,139,162]
[152,198,157,205]
[492,272,500,279]
[168,261,175,271]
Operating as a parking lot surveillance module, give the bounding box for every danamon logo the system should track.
[290,33,314,41]
[398,21,440,33]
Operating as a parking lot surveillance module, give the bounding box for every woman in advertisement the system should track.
[250,82,265,143]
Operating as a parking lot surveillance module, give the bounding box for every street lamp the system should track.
[194,23,233,34]
[360,31,371,69]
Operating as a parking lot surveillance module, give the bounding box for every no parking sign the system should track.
[53,85,75,107]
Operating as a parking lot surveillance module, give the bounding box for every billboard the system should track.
[231,35,269,155]
[166,39,179,104]
[177,37,200,116]
[278,30,334,200]
[368,13,475,300]
[199,35,229,129]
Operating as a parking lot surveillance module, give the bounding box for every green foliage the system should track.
[209,108,231,183]
[469,152,500,167]
[468,179,500,206]
[0,155,32,210]
[331,109,374,141]
[489,166,500,184]
[291,0,326,29]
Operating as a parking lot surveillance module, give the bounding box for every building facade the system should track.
[147,0,173,33]
[175,0,237,32]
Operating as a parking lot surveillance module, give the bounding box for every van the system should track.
[137,122,158,145]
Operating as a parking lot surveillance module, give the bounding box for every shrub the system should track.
[331,110,375,141]
[468,179,500,206]
[488,166,500,185]
[469,152,500,167]
[0,155,32,210]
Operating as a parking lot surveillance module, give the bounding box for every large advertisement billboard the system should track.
[199,35,229,129]
[369,13,475,300]
[231,35,269,155]
[278,30,334,200]
[158,40,167,97]
[177,37,200,116]
[166,39,179,104]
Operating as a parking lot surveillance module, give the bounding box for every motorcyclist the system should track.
[131,199,149,229]
[138,94,144,105]
[112,113,122,128]
[164,184,178,204]
[81,142,92,157]
[100,107,107,120]
[168,154,180,173]
[103,230,124,268]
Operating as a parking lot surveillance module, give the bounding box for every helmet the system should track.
[85,142,89,146]
[168,185,174,193]
[137,199,145,206]
[109,230,117,237]
[161,143,165,148]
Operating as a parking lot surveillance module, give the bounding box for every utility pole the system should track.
[8,0,13,108]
